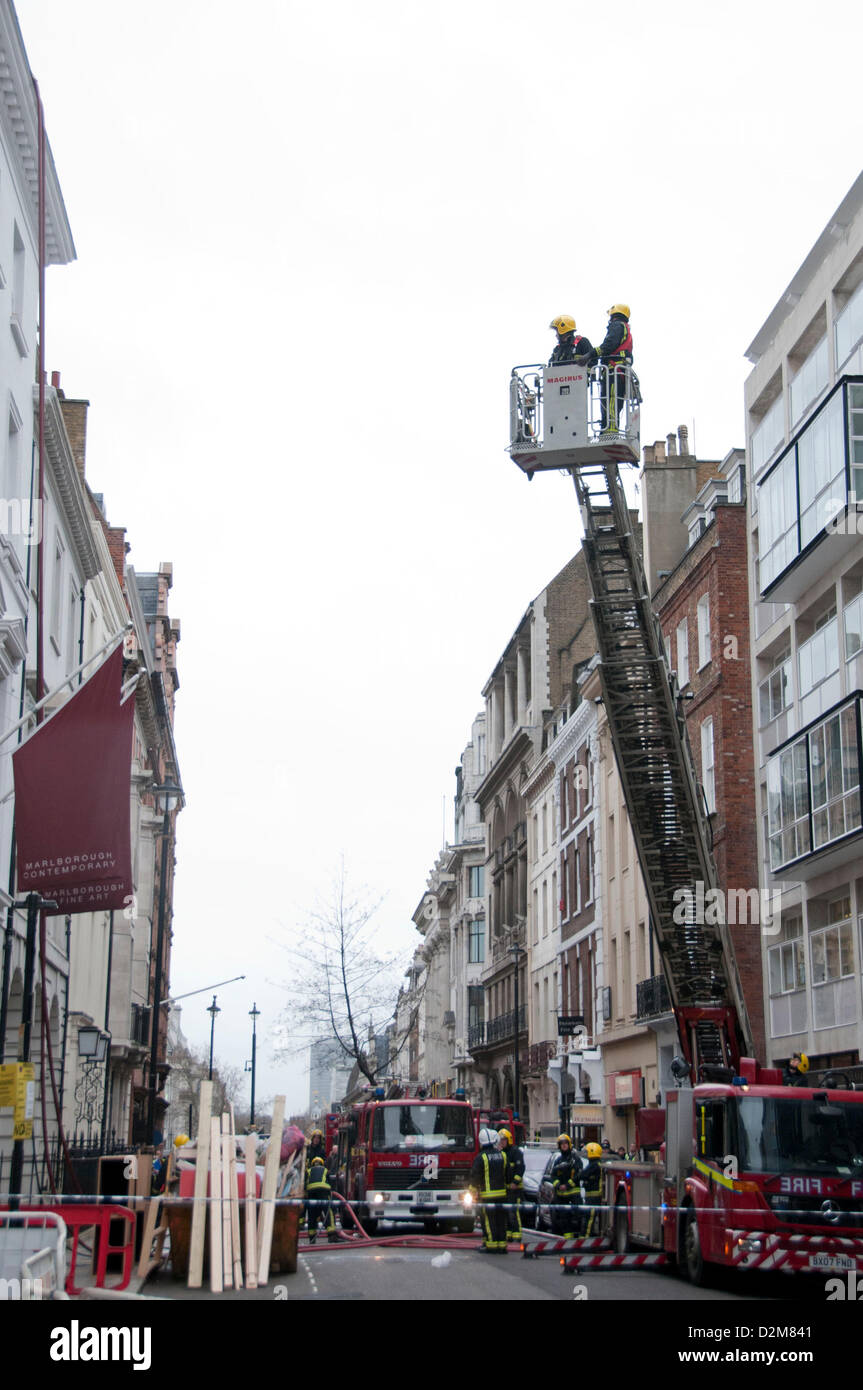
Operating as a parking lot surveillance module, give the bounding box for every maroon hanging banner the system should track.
[13,644,135,914]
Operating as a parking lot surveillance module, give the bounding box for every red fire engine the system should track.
[477,1108,526,1148]
[508,358,863,1282]
[336,1091,478,1234]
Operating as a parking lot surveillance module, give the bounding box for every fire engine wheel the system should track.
[613,1200,630,1254]
[682,1208,707,1286]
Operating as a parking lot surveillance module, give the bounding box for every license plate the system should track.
[414,1196,434,1207]
[808,1252,855,1271]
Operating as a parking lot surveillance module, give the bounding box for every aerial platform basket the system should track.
[508,361,640,471]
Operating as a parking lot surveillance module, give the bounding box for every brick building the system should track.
[644,427,765,1067]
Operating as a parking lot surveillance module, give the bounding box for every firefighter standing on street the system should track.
[549,1134,581,1239]
[306,1127,326,1167]
[498,1127,525,1242]
[470,1127,509,1253]
[548,314,595,367]
[305,1154,337,1243]
[595,304,634,432]
[579,1142,605,1236]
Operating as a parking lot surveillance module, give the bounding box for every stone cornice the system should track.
[0,8,76,264]
[475,727,535,808]
[41,387,100,579]
[523,754,555,803]
[0,615,26,677]
[547,694,597,769]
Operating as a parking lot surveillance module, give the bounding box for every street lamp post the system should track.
[146,781,181,1145]
[207,995,220,1081]
[249,1003,260,1127]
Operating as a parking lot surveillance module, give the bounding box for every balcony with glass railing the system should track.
[765,696,863,877]
[758,378,863,602]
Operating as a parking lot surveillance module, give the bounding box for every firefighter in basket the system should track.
[595,303,635,433]
[548,314,595,367]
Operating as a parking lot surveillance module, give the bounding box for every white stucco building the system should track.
[746,172,863,1077]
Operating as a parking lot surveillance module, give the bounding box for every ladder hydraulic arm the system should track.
[508,363,755,1077]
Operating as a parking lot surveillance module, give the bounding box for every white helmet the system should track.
[478,1128,498,1148]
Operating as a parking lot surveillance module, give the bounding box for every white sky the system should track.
[12,0,863,1115]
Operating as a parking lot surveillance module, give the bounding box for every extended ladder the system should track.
[570,458,753,1072]
[507,358,753,1072]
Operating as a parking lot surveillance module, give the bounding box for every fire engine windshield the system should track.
[735,1096,863,1176]
[371,1104,475,1153]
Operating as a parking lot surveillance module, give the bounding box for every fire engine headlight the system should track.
[371,1192,384,1206]
[462,1192,474,1209]
[737,1237,762,1253]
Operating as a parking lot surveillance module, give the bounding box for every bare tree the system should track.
[275,861,423,1087]
[165,1037,243,1139]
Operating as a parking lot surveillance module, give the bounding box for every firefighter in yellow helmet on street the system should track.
[549,1134,580,1238]
[580,1142,605,1236]
[470,1128,509,1252]
[305,1154,337,1243]
[498,1127,525,1242]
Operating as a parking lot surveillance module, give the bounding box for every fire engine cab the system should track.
[336,1091,478,1234]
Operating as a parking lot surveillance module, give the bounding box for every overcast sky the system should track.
[13,0,863,1115]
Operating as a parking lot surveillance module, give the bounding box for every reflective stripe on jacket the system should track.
[471,1149,507,1199]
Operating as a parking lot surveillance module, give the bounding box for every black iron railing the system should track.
[636,974,671,1019]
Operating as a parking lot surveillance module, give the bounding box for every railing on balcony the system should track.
[636,974,671,1019]
[130,1003,149,1046]
[468,1005,528,1051]
[521,1039,556,1073]
[491,924,527,966]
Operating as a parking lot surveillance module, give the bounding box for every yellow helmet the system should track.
[798,1052,809,1074]
[557,1133,572,1148]
[174,1134,190,1148]
[608,304,631,320]
[550,314,576,335]
[497,1128,513,1146]
[585,1142,603,1159]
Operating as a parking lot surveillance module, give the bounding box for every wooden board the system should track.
[136,1152,173,1281]
[256,1095,285,1287]
[209,1115,223,1294]
[187,1079,213,1290]
[229,1105,243,1290]
[221,1116,233,1288]
[244,1133,258,1289]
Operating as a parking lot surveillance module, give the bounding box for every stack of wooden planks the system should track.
[186,1085,291,1292]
